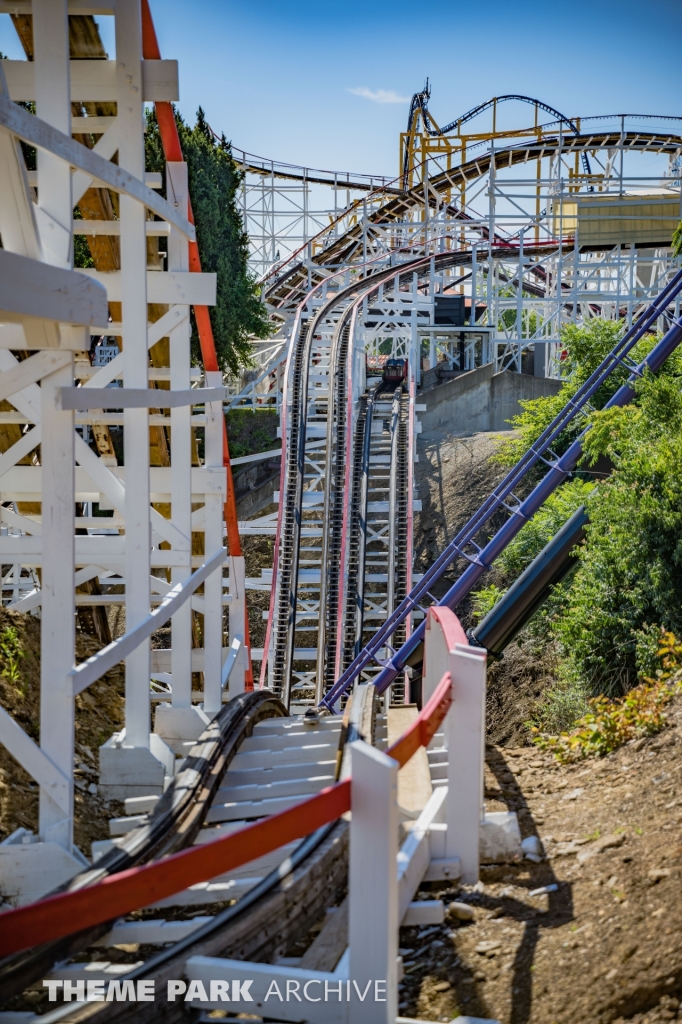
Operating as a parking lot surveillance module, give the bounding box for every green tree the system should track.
[557,372,682,694]
[145,106,270,373]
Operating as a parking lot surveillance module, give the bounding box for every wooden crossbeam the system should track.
[0,92,195,239]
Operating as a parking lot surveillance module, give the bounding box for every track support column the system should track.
[100,0,174,797]
[204,370,226,713]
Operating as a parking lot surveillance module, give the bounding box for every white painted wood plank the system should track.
[60,385,226,410]
[348,741,398,1024]
[0,248,108,326]
[0,705,70,812]
[238,729,340,753]
[396,787,446,921]
[222,760,337,787]
[4,59,178,103]
[229,742,338,769]
[79,269,216,305]
[149,879,258,908]
[216,774,334,803]
[0,95,194,239]
[96,916,211,947]
[207,791,316,823]
[0,351,71,405]
[109,814,147,836]
[252,716,341,734]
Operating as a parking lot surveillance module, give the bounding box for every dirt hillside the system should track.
[414,427,558,746]
[399,696,682,1024]
[0,608,124,866]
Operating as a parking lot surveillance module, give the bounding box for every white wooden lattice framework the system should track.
[0,0,240,897]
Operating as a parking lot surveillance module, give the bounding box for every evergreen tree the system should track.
[145,106,270,373]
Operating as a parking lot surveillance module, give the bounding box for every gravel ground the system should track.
[399,699,682,1023]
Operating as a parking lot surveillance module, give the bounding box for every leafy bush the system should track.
[557,371,682,694]
[532,631,682,761]
[484,315,682,707]
[0,626,24,688]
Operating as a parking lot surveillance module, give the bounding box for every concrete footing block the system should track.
[0,830,88,906]
[153,704,211,755]
[99,729,174,800]
[479,810,522,863]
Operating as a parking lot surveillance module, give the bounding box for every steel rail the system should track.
[269,246,474,700]
[321,268,682,708]
[316,310,355,700]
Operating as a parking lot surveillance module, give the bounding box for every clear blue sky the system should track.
[2,2,680,177]
[145,0,681,177]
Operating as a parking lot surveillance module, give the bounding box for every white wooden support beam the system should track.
[39,356,75,850]
[71,548,227,695]
[168,163,192,712]
[71,121,120,206]
[0,248,108,327]
[0,351,71,404]
[0,705,70,813]
[0,2,115,12]
[0,96,195,240]
[227,556,246,696]
[220,636,243,690]
[3,58,179,103]
[0,62,42,262]
[0,425,41,481]
[33,0,71,269]
[348,740,398,1024]
[30,0,76,854]
[79,269,217,305]
[203,371,225,715]
[9,565,102,613]
[117,0,151,750]
[73,219,171,235]
[59,386,226,409]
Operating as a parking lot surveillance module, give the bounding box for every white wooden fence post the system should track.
[117,0,151,750]
[227,555,246,696]
[203,370,225,714]
[33,0,74,852]
[445,643,487,884]
[168,161,192,712]
[423,608,487,884]
[39,359,74,851]
[348,739,398,1024]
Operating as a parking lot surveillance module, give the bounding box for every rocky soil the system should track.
[400,698,682,1023]
[0,607,125,863]
[414,427,560,747]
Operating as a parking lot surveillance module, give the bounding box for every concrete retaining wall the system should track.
[419,364,563,435]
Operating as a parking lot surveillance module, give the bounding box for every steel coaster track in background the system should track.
[264,130,682,311]
[321,269,682,710]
